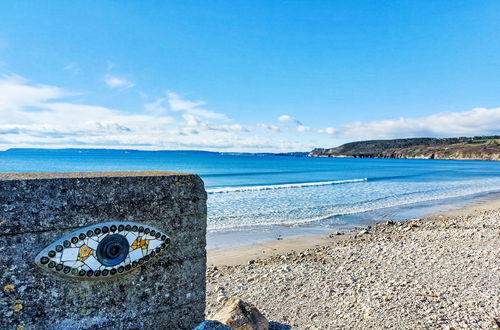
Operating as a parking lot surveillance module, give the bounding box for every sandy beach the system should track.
[206,199,500,329]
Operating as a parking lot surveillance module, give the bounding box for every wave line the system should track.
[207,178,368,194]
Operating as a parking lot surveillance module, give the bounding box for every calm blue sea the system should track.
[1,148,500,248]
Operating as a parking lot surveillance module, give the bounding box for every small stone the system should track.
[13,304,23,312]
[356,230,369,238]
[3,284,15,293]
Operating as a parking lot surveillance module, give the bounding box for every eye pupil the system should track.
[109,245,120,257]
[96,234,129,267]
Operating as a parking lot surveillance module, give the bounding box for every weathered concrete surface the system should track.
[0,171,207,330]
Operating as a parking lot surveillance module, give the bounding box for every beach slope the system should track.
[206,200,500,329]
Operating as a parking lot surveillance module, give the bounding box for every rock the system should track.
[3,284,15,293]
[356,230,369,238]
[209,298,269,330]
[194,320,234,330]
[269,322,292,330]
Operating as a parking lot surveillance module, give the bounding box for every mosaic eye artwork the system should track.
[35,222,170,279]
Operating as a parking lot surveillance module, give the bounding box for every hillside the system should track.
[309,136,500,161]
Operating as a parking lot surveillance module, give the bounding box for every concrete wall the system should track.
[0,172,207,330]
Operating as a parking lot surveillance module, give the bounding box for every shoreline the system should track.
[207,195,500,266]
[206,196,500,328]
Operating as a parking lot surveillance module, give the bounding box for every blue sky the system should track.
[0,1,499,151]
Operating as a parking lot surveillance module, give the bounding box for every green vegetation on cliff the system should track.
[309,136,500,161]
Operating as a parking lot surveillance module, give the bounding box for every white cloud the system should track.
[0,74,71,111]
[144,97,167,115]
[0,74,297,152]
[0,74,177,149]
[103,75,134,89]
[338,107,500,140]
[258,123,281,132]
[278,115,302,125]
[297,125,311,132]
[3,73,498,153]
[318,127,336,135]
[63,64,80,73]
[166,91,205,111]
[165,91,229,120]
[183,113,202,127]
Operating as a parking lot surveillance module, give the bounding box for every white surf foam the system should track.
[207,178,368,194]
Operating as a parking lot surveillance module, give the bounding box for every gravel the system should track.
[206,208,500,329]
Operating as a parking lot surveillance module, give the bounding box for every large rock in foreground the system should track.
[209,298,269,330]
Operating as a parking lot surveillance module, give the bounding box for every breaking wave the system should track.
[207,178,368,194]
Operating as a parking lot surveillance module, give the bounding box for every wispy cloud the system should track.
[0,74,72,111]
[297,125,311,132]
[337,108,500,140]
[166,91,229,120]
[63,64,80,73]
[1,73,498,152]
[258,123,281,132]
[318,127,336,135]
[278,115,302,125]
[0,73,309,152]
[103,74,134,89]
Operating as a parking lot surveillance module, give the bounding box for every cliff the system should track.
[309,136,500,161]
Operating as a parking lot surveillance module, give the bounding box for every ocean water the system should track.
[1,149,500,248]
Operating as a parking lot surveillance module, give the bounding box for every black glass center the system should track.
[96,234,129,267]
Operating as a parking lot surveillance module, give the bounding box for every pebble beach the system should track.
[206,199,500,329]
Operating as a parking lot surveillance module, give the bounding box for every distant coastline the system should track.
[309,136,500,161]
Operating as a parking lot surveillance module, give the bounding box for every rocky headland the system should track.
[309,136,500,161]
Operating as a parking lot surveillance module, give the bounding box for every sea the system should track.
[1,148,500,249]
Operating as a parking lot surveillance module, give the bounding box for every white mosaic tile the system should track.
[61,248,79,262]
[149,239,162,251]
[129,248,143,262]
[86,238,99,250]
[73,261,84,268]
[84,255,101,271]
[126,232,137,245]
